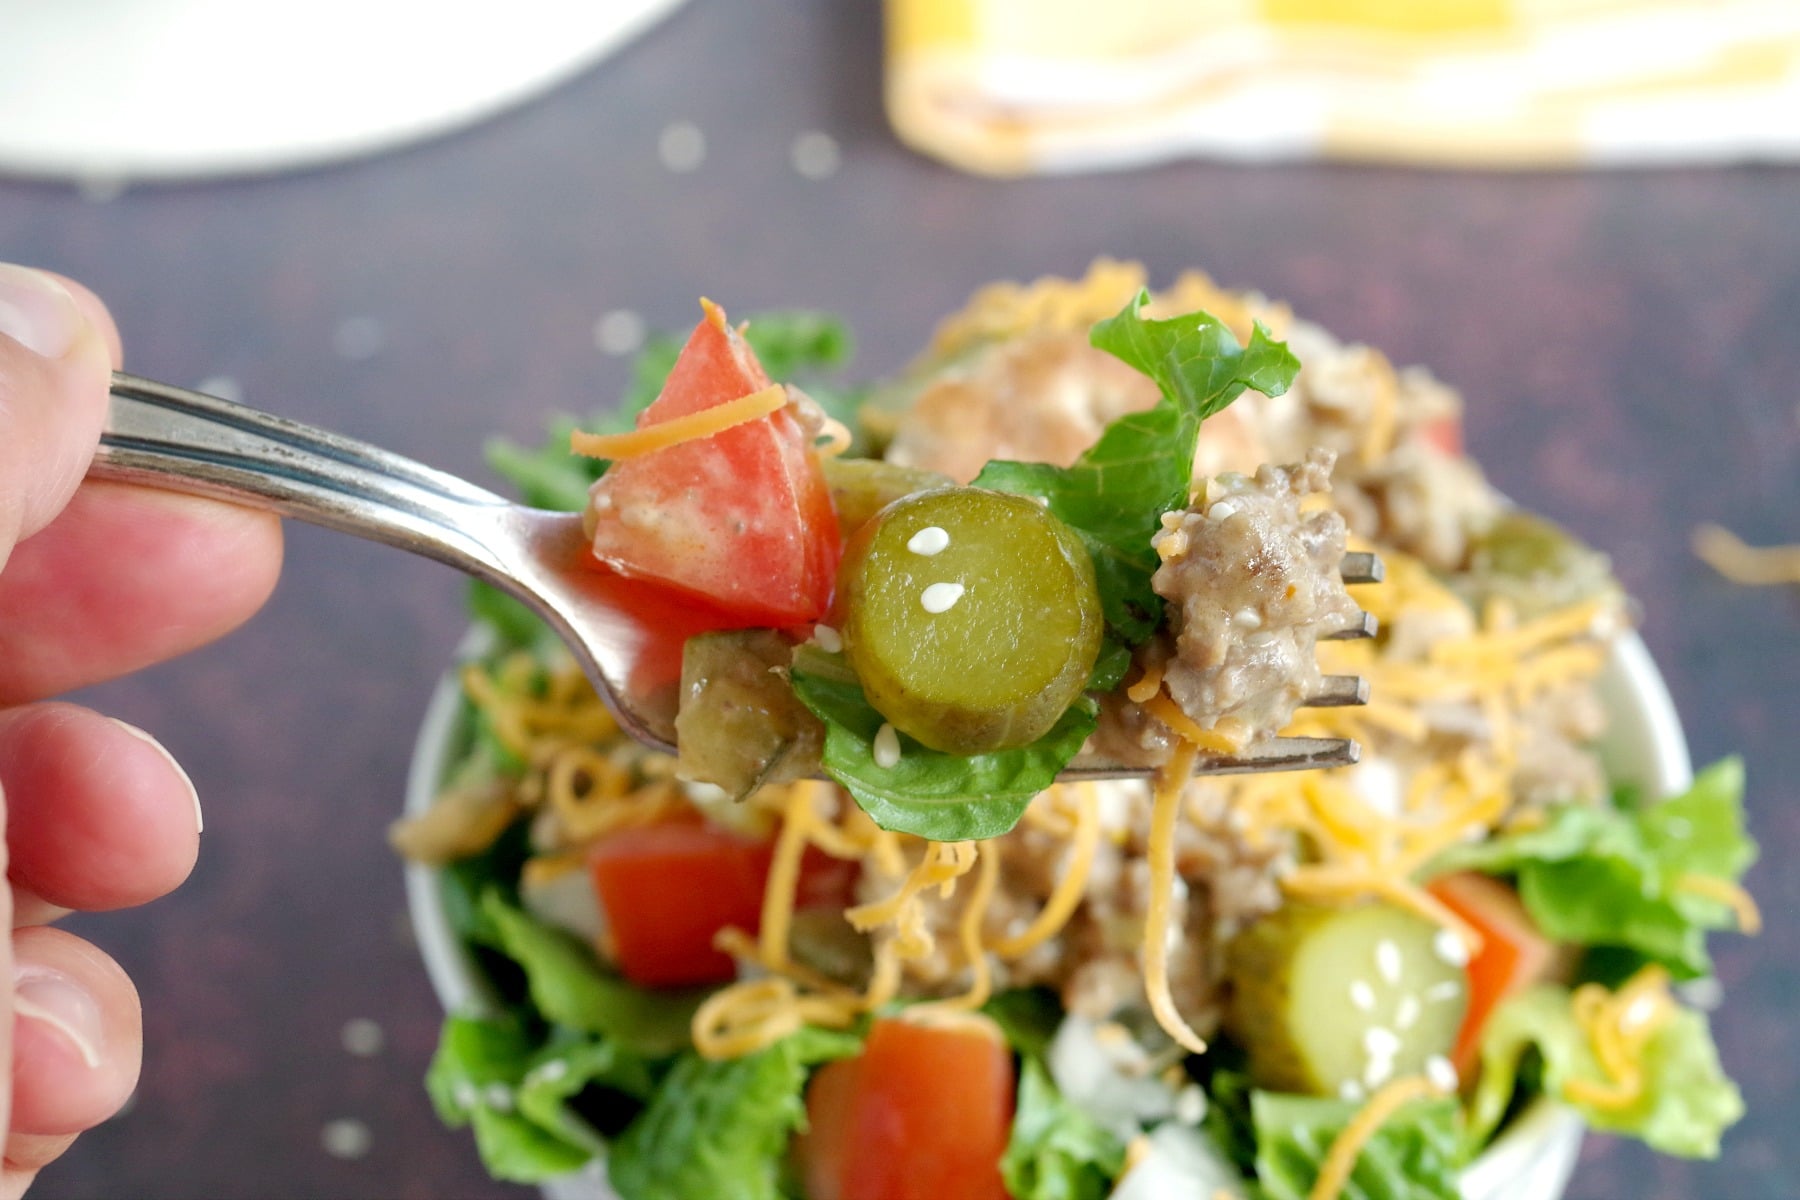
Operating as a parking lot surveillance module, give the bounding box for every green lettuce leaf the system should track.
[1251,1090,1465,1200]
[983,987,1067,1064]
[1425,758,1755,979]
[973,292,1299,643]
[790,658,1098,840]
[1002,1058,1128,1200]
[606,1026,860,1200]
[478,889,704,1057]
[1467,985,1743,1158]
[426,1015,646,1184]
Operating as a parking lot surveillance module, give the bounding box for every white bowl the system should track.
[403,630,1693,1200]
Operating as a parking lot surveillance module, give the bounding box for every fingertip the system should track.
[8,927,140,1138]
[0,264,115,553]
[0,704,202,911]
[39,273,124,369]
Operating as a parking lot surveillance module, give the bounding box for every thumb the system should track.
[0,264,115,569]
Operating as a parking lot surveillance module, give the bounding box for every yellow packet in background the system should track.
[885,0,1800,174]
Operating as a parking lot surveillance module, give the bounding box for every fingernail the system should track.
[111,718,204,834]
[15,966,104,1070]
[0,263,87,360]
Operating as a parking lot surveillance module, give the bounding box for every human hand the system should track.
[0,263,283,1196]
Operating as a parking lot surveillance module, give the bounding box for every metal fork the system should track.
[92,373,1378,780]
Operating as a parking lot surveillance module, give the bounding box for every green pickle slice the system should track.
[1224,901,1468,1098]
[820,456,954,536]
[838,486,1102,756]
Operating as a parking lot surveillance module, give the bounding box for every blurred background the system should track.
[2,1,1796,1196]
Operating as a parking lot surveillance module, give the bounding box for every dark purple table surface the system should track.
[5,3,1797,1198]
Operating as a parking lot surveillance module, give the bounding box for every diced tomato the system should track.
[588,820,770,987]
[795,1056,861,1200]
[584,301,840,629]
[1427,872,1558,1074]
[797,1018,1015,1200]
[587,818,859,988]
[1416,413,1464,457]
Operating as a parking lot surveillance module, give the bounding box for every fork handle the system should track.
[94,373,520,580]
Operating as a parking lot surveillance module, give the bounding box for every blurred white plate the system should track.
[404,629,1694,1199]
[0,0,686,182]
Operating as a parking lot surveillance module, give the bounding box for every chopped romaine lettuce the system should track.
[605,1026,860,1200]
[1001,1058,1129,1200]
[1252,1090,1465,1200]
[1427,758,1755,979]
[478,889,703,1058]
[1468,984,1743,1158]
[426,1014,648,1184]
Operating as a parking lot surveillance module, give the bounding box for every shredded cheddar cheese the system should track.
[1563,966,1677,1111]
[1143,740,1210,1056]
[1673,873,1763,935]
[1693,523,1800,586]
[994,785,1101,959]
[569,384,788,460]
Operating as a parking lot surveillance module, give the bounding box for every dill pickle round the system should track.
[1224,901,1468,1098]
[838,487,1102,755]
[820,457,954,536]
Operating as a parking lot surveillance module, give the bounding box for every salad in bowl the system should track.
[396,262,1756,1200]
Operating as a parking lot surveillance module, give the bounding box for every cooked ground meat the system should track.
[1091,450,1360,766]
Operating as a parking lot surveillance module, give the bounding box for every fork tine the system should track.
[1340,551,1384,585]
[1061,736,1360,781]
[1304,674,1370,707]
[1322,610,1379,640]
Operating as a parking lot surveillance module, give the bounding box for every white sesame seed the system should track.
[659,121,706,172]
[1363,1027,1402,1058]
[813,623,843,653]
[873,723,901,769]
[1433,928,1470,967]
[1375,939,1403,985]
[907,525,951,556]
[920,581,965,613]
[321,1118,373,1160]
[483,1083,516,1113]
[1395,996,1421,1031]
[1424,980,1463,1004]
[593,309,646,356]
[1425,1054,1459,1092]
[197,374,244,403]
[1349,981,1377,1012]
[1338,1080,1366,1103]
[1206,501,1239,522]
[451,1081,480,1111]
[331,316,386,361]
[340,1018,385,1057]
[1363,1055,1395,1089]
[790,131,841,179]
[1661,816,1693,840]
[1231,608,1262,630]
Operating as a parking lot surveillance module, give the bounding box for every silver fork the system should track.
[93,373,1379,780]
